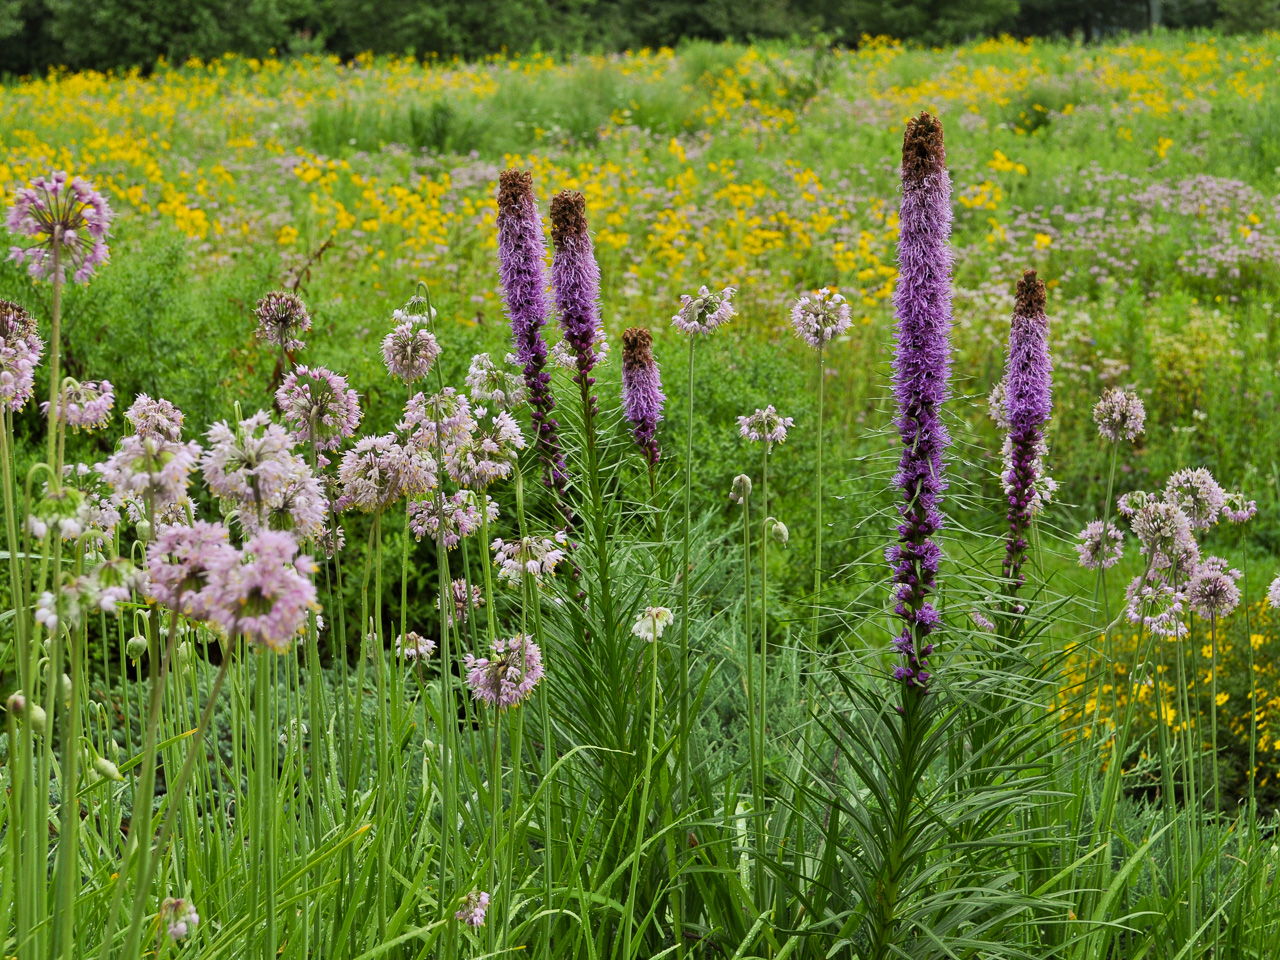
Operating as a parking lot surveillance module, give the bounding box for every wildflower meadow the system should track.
[4,29,1280,960]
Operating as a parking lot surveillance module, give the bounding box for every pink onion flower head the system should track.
[0,300,43,411]
[336,433,436,513]
[408,489,498,546]
[7,171,114,283]
[212,530,318,653]
[159,897,199,941]
[791,288,852,349]
[146,521,239,622]
[1222,491,1257,524]
[1125,574,1188,638]
[738,405,793,448]
[456,891,490,928]
[276,365,362,453]
[440,578,484,627]
[125,393,184,441]
[382,310,441,383]
[1076,520,1124,570]
[1093,388,1146,443]
[1163,467,1225,531]
[254,291,311,351]
[444,410,525,490]
[239,455,327,542]
[201,411,296,514]
[1268,575,1280,611]
[672,284,736,336]
[621,327,664,465]
[98,434,202,510]
[401,387,476,453]
[550,191,604,399]
[1000,270,1053,589]
[497,169,566,492]
[465,352,526,410]
[887,113,953,692]
[1117,490,1151,518]
[492,530,568,588]
[43,379,113,432]
[396,630,436,661]
[1131,500,1200,577]
[1187,556,1242,620]
[631,606,674,641]
[465,635,544,708]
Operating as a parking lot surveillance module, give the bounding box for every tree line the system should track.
[0,0,1272,77]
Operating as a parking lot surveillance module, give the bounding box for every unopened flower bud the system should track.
[58,672,72,708]
[730,474,752,504]
[769,520,789,545]
[7,692,25,716]
[126,635,148,660]
[175,641,193,672]
[93,755,124,782]
[135,519,151,542]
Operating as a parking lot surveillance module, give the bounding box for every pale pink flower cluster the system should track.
[1187,556,1242,620]
[407,489,498,547]
[440,578,484,626]
[491,531,568,587]
[276,366,362,453]
[465,352,526,409]
[791,288,852,348]
[336,434,436,512]
[1075,520,1123,570]
[465,635,544,708]
[0,300,43,412]
[160,898,199,941]
[738,405,793,445]
[382,312,441,382]
[400,388,476,452]
[125,393,184,441]
[43,379,114,431]
[395,630,437,660]
[7,171,114,283]
[98,434,202,511]
[455,890,490,927]
[444,411,525,489]
[671,285,736,336]
[1093,388,1146,443]
[254,291,311,350]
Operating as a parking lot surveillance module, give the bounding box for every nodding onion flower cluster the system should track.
[7,170,114,283]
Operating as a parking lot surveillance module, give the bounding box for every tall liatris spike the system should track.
[496,169,566,493]
[621,327,664,466]
[888,112,953,692]
[1001,269,1052,590]
[549,190,603,389]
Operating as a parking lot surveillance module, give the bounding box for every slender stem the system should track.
[45,234,62,470]
[740,482,757,908]
[257,651,278,960]
[676,335,695,956]
[623,624,660,958]
[812,345,824,675]
[756,449,769,914]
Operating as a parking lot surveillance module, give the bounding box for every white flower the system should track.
[631,606,674,641]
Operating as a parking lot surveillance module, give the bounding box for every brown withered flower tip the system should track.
[549,190,588,246]
[901,112,946,182]
[1015,268,1047,315]
[497,169,534,213]
[622,326,654,372]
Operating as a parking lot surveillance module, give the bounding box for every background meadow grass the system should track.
[4,29,1280,960]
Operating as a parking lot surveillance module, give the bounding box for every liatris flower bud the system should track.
[672,285,736,336]
[159,897,199,940]
[0,299,43,412]
[1093,388,1145,443]
[43,379,114,431]
[125,393,184,441]
[888,112,953,692]
[1187,556,1242,620]
[497,169,566,492]
[1001,269,1053,589]
[456,890,490,928]
[730,474,752,504]
[464,635,544,708]
[621,327,664,466]
[791,287,852,349]
[1222,491,1257,524]
[381,311,441,383]
[395,630,436,660]
[738,405,794,446]
[255,291,311,351]
[465,352,526,410]
[276,365,362,453]
[1075,520,1124,570]
[631,606,674,641]
[7,171,114,283]
[550,190,604,383]
[1163,467,1225,531]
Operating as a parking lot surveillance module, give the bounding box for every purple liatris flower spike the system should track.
[125,393,184,441]
[1001,270,1053,589]
[550,190,605,386]
[791,288,852,349]
[255,291,311,351]
[738,405,794,446]
[1075,520,1123,570]
[465,635,544,708]
[456,891,490,928]
[43,379,114,432]
[497,169,566,493]
[0,300,43,412]
[276,365,362,453]
[672,285,736,336]
[888,112,953,692]
[7,171,114,283]
[621,327,664,465]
